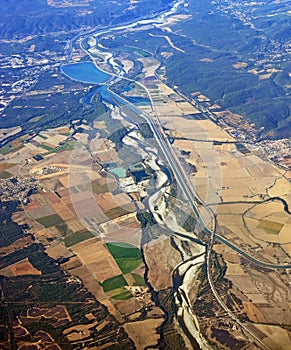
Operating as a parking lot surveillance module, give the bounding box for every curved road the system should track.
[63,0,291,271]
[65,6,290,349]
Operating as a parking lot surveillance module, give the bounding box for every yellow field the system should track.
[144,235,182,290]
[245,201,291,246]
[243,302,267,323]
[71,238,122,283]
[123,318,163,350]
[254,324,291,350]
[268,177,291,208]
[225,263,245,276]
[51,202,75,220]
[163,117,233,142]
[45,241,71,260]
[102,224,141,247]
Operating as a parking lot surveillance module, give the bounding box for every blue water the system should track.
[110,167,127,178]
[126,96,150,105]
[98,85,116,104]
[61,62,111,84]
[132,170,150,182]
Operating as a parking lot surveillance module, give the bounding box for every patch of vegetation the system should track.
[111,288,133,300]
[131,273,146,286]
[39,144,54,151]
[0,200,27,248]
[182,214,196,232]
[91,180,113,194]
[0,140,23,155]
[55,223,70,236]
[118,144,143,167]
[136,211,157,228]
[35,214,63,228]
[158,0,291,139]
[258,220,283,235]
[0,170,12,179]
[0,82,107,147]
[101,275,128,292]
[43,140,76,155]
[211,327,247,349]
[139,122,154,139]
[156,288,188,350]
[108,127,128,151]
[28,115,43,123]
[37,134,47,140]
[105,207,131,220]
[64,230,94,247]
[106,242,142,274]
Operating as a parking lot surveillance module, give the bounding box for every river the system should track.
[60,0,290,349]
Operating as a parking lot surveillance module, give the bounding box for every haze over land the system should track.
[0,0,290,349]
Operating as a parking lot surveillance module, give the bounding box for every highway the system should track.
[81,26,291,270]
[134,89,291,270]
[119,91,274,350]
[128,79,275,350]
[67,6,290,348]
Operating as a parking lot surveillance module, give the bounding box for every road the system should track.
[137,91,291,269]
[67,7,290,348]
[81,23,291,270]
[122,89,274,349]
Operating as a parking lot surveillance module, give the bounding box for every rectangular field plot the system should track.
[64,230,94,247]
[106,242,142,274]
[258,220,283,235]
[35,214,64,228]
[101,275,128,292]
[71,238,122,282]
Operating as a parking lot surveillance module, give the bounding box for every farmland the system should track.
[123,51,291,348]
[35,214,64,227]
[101,275,128,292]
[0,0,290,347]
[63,230,94,247]
[106,242,142,274]
[0,120,163,349]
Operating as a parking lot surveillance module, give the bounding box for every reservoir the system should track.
[61,62,111,84]
[110,167,127,178]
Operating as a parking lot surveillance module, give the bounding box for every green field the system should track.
[0,142,23,155]
[55,223,69,236]
[43,140,76,155]
[35,214,63,228]
[106,242,142,274]
[101,275,128,292]
[131,273,146,286]
[0,170,12,179]
[39,144,54,151]
[258,220,283,235]
[64,230,94,247]
[111,288,133,300]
